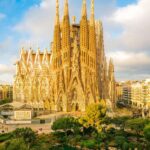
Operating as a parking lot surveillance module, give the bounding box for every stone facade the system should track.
[0,85,13,101]
[13,0,115,112]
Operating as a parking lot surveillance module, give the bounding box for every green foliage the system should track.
[112,116,130,126]
[0,116,149,149]
[4,139,28,150]
[52,117,81,133]
[125,118,149,142]
[144,124,150,148]
[0,99,12,105]
[13,128,36,148]
[126,118,147,134]
[0,144,5,150]
[73,135,82,143]
[115,136,126,148]
[101,116,112,125]
[80,102,106,132]
[0,133,12,142]
[80,139,96,149]
[144,124,150,142]
[122,142,129,150]
[107,127,116,135]
[128,142,136,150]
[49,144,78,150]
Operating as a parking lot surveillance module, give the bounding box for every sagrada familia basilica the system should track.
[13,0,116,112]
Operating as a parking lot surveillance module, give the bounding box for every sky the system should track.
[0,0,150,84]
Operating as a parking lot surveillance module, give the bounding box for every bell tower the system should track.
[61,0,71,87]
[80,0,89,90]
[52,0,62,70]
[80,0,89,50]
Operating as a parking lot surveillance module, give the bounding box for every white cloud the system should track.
[108,51,150,71]
[0,64,15,75]
[103,0,150,80]
[107,51,150,81]
[13,0,64,46]
[109,0,150,52]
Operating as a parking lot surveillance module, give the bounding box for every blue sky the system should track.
[0,0,150,83]
[116,0,137,6]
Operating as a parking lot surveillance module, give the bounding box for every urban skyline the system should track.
[0,0,150,84]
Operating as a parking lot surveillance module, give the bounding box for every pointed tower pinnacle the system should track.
[109,58,114,73]
[55,0,59,25]
[108,58,115,83]
[53,0,61,52]
[64,0,69,17]
[62,0,70,49]
[20,47,27,62]
[82,0,87,17]
[80,0,89,49]
[89,0,96,52]
[90,0,95,25]
[62,0,71,85]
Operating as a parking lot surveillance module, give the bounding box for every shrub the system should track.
[80,139,96,149]
[4,139,28,150]
[52,117,80,132]
[144,124,150,142]
[115,136,126,149]
[0,133,12,142]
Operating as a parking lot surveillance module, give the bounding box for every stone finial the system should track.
[90,0,95,25]
[55,0,59,25]
[64,0,69,16]
[81,0,87,17]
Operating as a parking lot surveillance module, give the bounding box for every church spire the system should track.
[82,0,87,17]
[89,0,96,52]
[64,0,69,17]
[62,0,70,49]
[53,0,61,53]
[61,0,71,85]
[80,0,89,49]
[108,58,115,82]
[109,58,114,73]
[55,0,59,25]
[90,0,95,25]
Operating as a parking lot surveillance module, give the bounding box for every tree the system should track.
[101,116,112,125]
[13,128,36,149]
[80,101,106,132]
[144,124,150,147]
[125,118,148,141]
[97,132,109,150]
[51,117,81,133]
[51,117,82,146]
[111,116,130,131]
[122,142,129,150]
[115,136,126,149]
[4,139,28,150]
